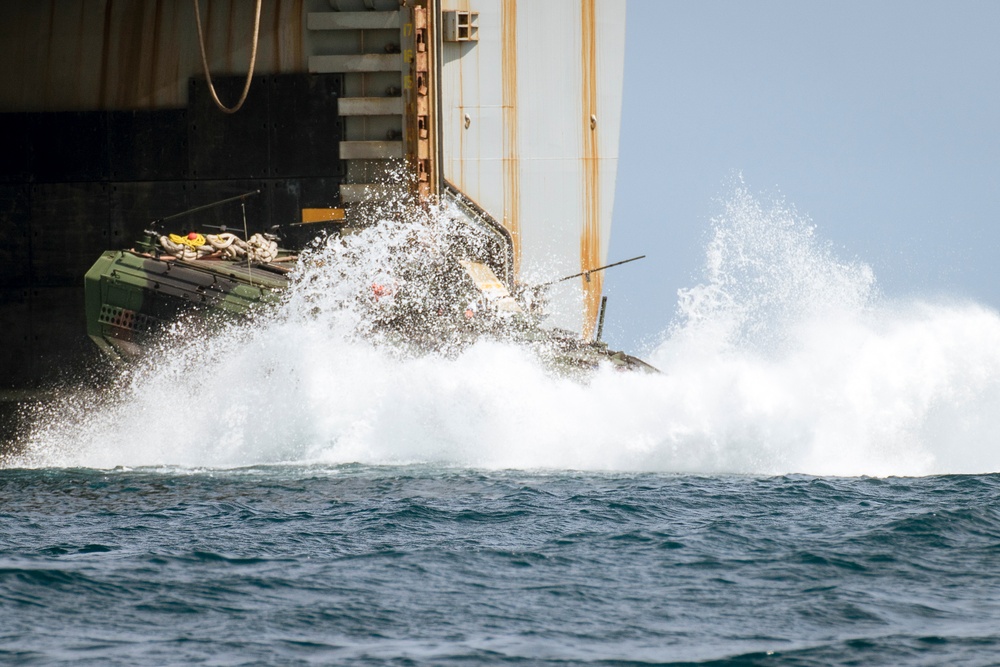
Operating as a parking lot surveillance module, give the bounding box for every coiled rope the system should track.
[193,0,262,114]
[160,233,279,263]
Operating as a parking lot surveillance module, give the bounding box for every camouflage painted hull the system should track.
[84,250,288,360]
[83,250,656,374]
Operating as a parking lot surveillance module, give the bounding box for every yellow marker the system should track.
[300,208,346,223]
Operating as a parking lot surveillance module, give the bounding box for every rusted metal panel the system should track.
[439,0,625,334]
[580,0,601,338]
[400,2,436,200]
[501,0,521,274]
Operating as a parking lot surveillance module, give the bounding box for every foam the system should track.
[9,186,1000,476]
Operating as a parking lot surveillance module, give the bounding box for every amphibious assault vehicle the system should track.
[84,189,655,375]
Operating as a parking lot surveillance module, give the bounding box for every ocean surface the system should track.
[4,187,1000,664]
[2,467,1000,666]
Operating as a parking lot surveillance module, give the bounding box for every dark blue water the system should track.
[2,466,999,666]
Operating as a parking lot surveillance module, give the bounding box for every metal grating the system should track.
[98,305,157,332]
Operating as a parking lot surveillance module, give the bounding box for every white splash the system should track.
[8,185,1000,476]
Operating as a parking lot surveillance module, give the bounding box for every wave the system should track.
[7,184,1000,476]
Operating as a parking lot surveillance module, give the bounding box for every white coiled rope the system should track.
[160,233,278,263]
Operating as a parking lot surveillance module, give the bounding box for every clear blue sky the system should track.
[605,0,1000,351]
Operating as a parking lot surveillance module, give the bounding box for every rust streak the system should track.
[579,0,602,338]
[136,3,153,107]
[167,3,182,106]
[118,1,145,109]
[271,0,281,72]
[457,34,465,193]
[98,1,113,109]
[71,2,86,108]
[291,0,305,72]
[501,0,520,275]
[404,4,422,191]
[150,0,162,108]
[278,0,291,72]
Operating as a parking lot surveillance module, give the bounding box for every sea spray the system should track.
[669,185,878,356]
[7,185,1000,476]
[645,183,1000,475]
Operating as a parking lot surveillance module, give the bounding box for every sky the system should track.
[604,0,1000,352]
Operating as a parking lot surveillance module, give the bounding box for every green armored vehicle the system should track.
[84,192,292,360]
[83,192,655,375]
[84,244,289,360]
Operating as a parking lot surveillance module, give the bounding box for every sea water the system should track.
[3,186,1000,665]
